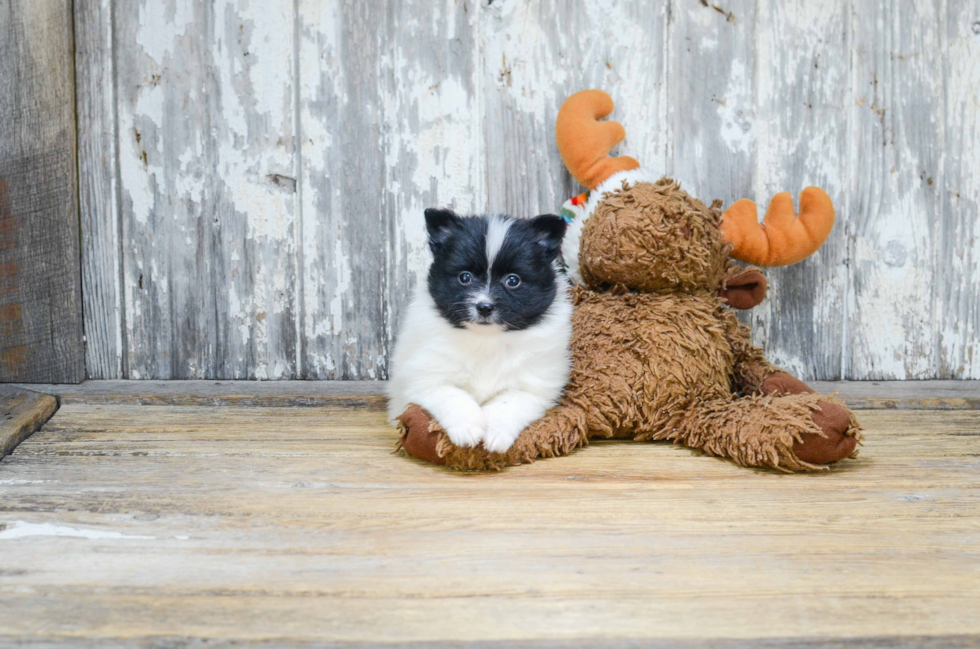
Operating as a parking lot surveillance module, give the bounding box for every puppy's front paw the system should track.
[483,418,522,454]
[441,408,487,448]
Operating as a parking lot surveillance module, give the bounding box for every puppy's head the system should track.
[424,209,566,331]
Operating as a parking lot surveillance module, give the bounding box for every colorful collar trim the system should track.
[560,191,590,223]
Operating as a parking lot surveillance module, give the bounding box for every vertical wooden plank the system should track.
[745,0,850,381]
[480,0,569,216]
[114,0,299,379]
[297,0,389,379]
[940,1,980,379]
[480,0,669,216]
[603,2,671,185]
[208,0,299,380]
[113,0,211,379]
[667,0,757,205]
[75,0,123,379]
[381,0,485,362]
[847,0,944,379]
[0,0,84,383]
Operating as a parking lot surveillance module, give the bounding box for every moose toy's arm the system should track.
[717,263,774,392]
[721,311,780,395]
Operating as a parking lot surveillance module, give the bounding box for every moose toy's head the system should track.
[555,90,835,306]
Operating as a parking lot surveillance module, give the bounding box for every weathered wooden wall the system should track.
[0,0,84,383]
[74,0,980,381]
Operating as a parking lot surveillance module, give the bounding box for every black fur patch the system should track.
[424,209,566,331]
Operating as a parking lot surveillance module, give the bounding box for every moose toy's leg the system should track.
[663,392,862,471]
[722,312,862,465]
[397,402,591,471]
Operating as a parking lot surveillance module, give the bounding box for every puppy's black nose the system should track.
[476,302,494,317]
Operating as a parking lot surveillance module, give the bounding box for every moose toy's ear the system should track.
[424,208,461,251]
[720,266,768,310]
[528,214,567,260]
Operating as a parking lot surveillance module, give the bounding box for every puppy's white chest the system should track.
[451,343,524,405]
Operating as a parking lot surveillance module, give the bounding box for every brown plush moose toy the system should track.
[397,89,862,471]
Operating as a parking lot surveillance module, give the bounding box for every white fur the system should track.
[484,214,512,273]
[561,167,661,283]
[388,282,573,453]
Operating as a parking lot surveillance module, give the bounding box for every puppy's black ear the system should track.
[424,208,461,251]
[528,214,567,260]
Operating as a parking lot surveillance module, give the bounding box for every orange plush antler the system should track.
[721,187,835,266]
[555,90,640,190]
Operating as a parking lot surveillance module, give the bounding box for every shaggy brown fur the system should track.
[398,178,862,471]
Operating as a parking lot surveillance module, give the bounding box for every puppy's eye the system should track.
[504,274,521,288]
[458,272,473,285]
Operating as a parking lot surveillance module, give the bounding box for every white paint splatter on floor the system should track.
[0,521,155,540]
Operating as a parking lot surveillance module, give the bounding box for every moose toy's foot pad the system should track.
[794,401,859,464]
[762,371,861,465]
[396,405,445,466]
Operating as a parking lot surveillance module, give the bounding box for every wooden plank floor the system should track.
[0,385,57,458]
[0,389,979,646]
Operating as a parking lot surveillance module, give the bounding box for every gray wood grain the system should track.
[75,0,123,379]
[744,0,850,381]
[482,0,576,217]
[68,0,980,381]
[11,379,980,411]
[12,379,386,408]
[112,1,299,379]
[0,0,84,384]
[940,0,980,379]
[848,0,945,380]
[298,0,388,379]
[668,0,756,206]
[4,635,980,649]
[1,406,978,642]
[113,1,215,379]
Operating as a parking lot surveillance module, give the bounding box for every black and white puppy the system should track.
[388,209,572,453]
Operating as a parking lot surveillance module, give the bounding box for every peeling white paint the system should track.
[939,1,980,378]
[82,0,979,381]
[717,60,755,156]
[298,0,365,378]
[326,234,349,335]
[136,0,195,65]
[845,0,949,380]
